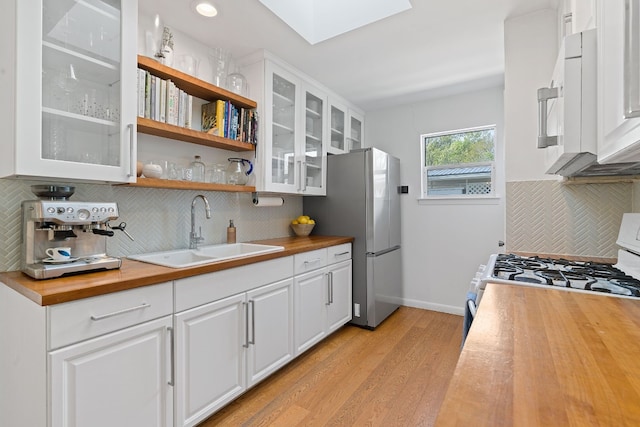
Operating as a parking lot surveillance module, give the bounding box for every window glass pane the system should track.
[425,128,494,166]
[422,127,495,198]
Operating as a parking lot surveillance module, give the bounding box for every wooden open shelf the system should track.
[136,55,257,152]
[137,55,257,109]
[120,177,256,193]
[137,117,255,152]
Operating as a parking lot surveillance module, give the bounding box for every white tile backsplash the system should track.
[506,180,633,258]
[0,178,301,272]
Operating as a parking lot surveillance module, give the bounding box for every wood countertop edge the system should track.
[0,236,354,306]
[435,283,640,426]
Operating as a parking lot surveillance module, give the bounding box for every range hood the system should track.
[537,29,601,177]
[538,29,640,177]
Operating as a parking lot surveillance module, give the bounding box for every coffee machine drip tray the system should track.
[23,255,122,280]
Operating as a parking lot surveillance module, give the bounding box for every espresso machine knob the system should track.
[77,209,90,221]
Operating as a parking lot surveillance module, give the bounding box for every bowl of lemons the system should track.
[291,215,316,236]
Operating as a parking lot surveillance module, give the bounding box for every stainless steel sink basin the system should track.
[128,243,285,268]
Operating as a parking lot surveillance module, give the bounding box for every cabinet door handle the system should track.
[625,0,640,117]
[243,301,249,348]
[304,258,321,266]
[536,87,558,148]
[297,160,304,191]
[127,123,136,177]
[249,300,256,346]
[302,160,307,191]
[329,271,334,304]
[167,326,175,386]
[90,302,150,321]
[326,272,332,305]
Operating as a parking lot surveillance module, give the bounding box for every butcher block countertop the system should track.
[0,236,353,306]
[436,283,640,426]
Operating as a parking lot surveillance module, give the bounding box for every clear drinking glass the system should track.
[208,47,230,87]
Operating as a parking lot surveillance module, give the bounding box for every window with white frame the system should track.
[421,126,496,198]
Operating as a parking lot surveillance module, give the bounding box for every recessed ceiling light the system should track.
[191,1,218,17]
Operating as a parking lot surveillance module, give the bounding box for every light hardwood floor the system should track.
[198,307,463,427]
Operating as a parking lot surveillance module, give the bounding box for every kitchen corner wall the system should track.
[506,181,633,258]
[0,178,301,272]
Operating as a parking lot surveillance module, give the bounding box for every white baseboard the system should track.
[400,298,464,316]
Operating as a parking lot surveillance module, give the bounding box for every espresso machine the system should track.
[21,185,128,279]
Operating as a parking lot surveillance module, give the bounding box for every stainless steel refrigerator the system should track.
[304,148,402,329]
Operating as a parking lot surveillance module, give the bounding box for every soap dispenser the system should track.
[227,220,236,244]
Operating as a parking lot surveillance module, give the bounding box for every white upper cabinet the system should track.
[0,0,138,183]
[242,51,364,195]
[597,0,640,163]
[242,57,327,194]
[327,97,365,155]
[561,0,597,37]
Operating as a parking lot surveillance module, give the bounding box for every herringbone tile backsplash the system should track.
[0,179,301,272]
[506,180,633,258]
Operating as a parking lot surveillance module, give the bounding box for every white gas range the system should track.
[472,213,640,307]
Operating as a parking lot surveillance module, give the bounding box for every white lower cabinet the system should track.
[0,244,351,427]
[174,279,294,427]
[173,257,295,427]
[294,244,353,354]
[47,281,175,427]
[49,315,174,427]
[174,293,246,427]
[246,279,295,387]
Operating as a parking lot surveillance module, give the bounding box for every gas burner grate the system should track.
[534,268,597,288]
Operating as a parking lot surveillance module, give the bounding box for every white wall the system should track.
[365,87,505,314]
[504,8,559,182]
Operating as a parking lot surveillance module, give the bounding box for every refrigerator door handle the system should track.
[366,246,401,257]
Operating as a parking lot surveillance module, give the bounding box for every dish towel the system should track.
[461,291,477,350]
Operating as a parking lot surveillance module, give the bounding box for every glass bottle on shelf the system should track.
[190,155,206,182]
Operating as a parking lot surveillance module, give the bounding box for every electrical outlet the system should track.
[354,303,360,317]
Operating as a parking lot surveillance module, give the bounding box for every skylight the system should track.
[258,0,413,45]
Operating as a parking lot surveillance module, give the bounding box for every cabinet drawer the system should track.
[327,243,351,264]
[175,256,294,312]
[48,282,173,350]
[294,248,327,275]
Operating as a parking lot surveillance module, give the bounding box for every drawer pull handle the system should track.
[334,251,350,257]
[90,302,151,321]
[304,258,321,265]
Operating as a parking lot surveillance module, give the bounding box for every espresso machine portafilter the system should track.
[21,185,130,279]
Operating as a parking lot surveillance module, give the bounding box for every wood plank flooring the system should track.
[198,307,463,427]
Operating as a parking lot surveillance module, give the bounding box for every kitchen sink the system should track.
[128,243,285,268]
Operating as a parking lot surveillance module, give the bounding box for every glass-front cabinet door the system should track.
[328,100,347,154]
[266,65,299,193]
[4,0,137,182]
[301,84,326,195]
[348,110,364,151]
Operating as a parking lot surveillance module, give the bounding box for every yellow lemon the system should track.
[308,219,315,224]
[298,217,309,224]
[291,219,299,225]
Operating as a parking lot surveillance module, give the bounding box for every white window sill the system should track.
[417,195,502,205]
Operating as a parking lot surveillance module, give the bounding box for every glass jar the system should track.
[190,155,206,182]
[227,69,247,96]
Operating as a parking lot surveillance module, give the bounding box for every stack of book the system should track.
[201,100,258,145]
[137,68,193,129]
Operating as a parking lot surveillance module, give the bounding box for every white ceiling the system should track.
[138,0,558,111]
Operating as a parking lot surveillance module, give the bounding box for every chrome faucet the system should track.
[190,195,211,249]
